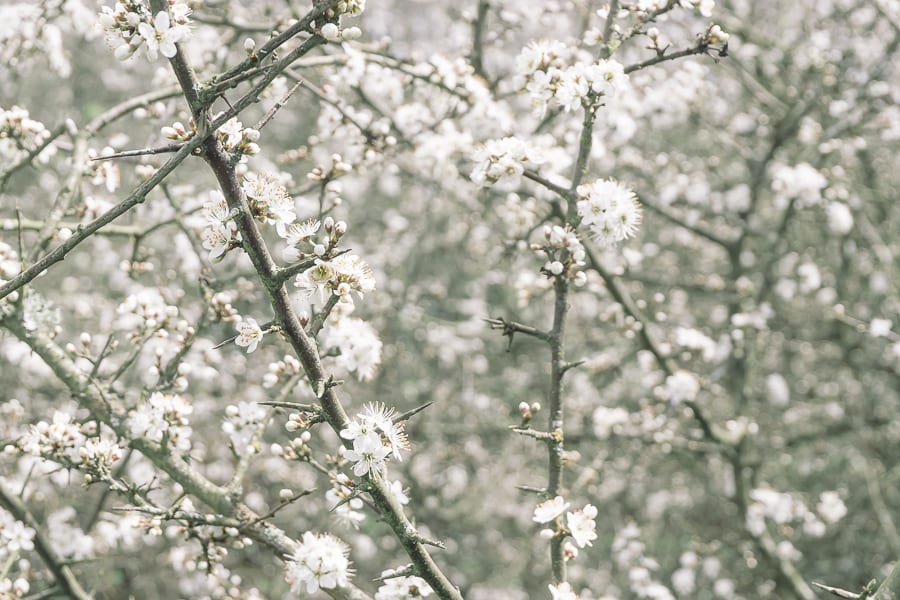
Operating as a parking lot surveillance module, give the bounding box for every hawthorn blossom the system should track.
[201,220,237,260]
[575,179,643,247]
[817,491,847,524]
[0,506,35,563]
[242,172,296,235]
[284,532,353,594]
[295,255,376,302]
[375,568,434,599]
[549,582,580,600]
[585,59,627,97]
[870,318,893,338]
[128,392,193,451]
[681,0,715,17]
[222,401,267,455]
[340,403,410,461]
[771,162,827,207]
[387,479,410,505]
[99,2,191,62]
[341,432,392,476]
[281,218,322,262]
[470,136,546,189]
[214,117,260,156]
[138,10,189,60]
[235,318,264,353]
[321,316,383,381]
[663,370,700,405]
[826,201,854,233]
[0,105,55,164]
[16,411,86,463]
[566,504,598,548]
[78,438,124,477]
[533,496,570,523]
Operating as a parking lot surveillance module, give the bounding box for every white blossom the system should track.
[576,179,642,247]
[566,504,598,548]
[533,496,570,523]
[235,318,264,353]
[284,532,353,594]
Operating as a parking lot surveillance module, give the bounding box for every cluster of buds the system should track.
[518,401,542,423]
[307,153,353,182]
[162,117,261,157]
[65,331,102,358]
[1,105,53,156]
[262,354,303,388]
[271,432,313,461]
[319,22,363,42]
[209,290,241,323]
[85,146,121,193]
[285,410,322,433]
[532,225,587,285]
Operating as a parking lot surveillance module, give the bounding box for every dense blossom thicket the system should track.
[0,0,899,599]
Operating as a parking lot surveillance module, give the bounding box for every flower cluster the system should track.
[470,136,546,189]
[321,315,383,381]
[534,225,587,284]
[242,172,296,236]
[0,576,30,599]
[284,532,353,594]
[533,497,598,549]
[86,146,121,193]
[0,506,35,563]
[575,178,642,247]
[216,117,260,156]
[281,218,322,262]
[375,568,434,599]
[295,254,376,302]
[514,41,628,114]
[15,411,87,464]
[128,392,193,451]
[98,1,191,62]
[746,487,834,538]
[612,523,677,599]
[222,401,267,455]
[79,438,125,480]
[661,370,700,405]
[0,105,54,163]
[771,162,827,207]
[201,190,239,260]
[339,403,410,477]
[115,288,179,334]
[162,117,260,158]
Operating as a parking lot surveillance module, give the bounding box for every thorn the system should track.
[416,534,446,549]
[394,401,434,423]
[811,582,863,599]
[515,484,547,495]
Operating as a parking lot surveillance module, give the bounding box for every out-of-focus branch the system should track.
[0,484,92,600]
